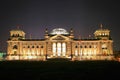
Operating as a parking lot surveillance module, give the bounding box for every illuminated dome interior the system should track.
[50,28,69,35]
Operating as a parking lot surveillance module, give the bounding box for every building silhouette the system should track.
[6,25,113,61]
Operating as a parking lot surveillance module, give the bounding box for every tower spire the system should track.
[69,28,74,39]
[17,25,20,29]
[45,28,48,34]
[100,24,103,29]
[45,28,49,39]
[16,24,23,30]
[29,34,32,39]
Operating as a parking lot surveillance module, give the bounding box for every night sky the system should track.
[0,0,120,52]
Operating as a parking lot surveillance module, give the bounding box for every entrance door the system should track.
[52,42,66,57]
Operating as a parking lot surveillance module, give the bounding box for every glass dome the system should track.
[50,28,69,35]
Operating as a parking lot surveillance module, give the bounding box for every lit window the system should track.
[62,43,66,53]
[52,43,56,53]
[57,43,61,56]
[75,50,78,56]
[102,44,107,49]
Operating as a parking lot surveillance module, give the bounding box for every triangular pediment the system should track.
[49,35,70,41]
[52,36,65,40]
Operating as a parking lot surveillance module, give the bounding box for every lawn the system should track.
[0,60,120,80]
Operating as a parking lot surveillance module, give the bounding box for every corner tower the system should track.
[94,24,113,60]
[7,28,25,60]
[94,24,111,40]
[9,29,25,40]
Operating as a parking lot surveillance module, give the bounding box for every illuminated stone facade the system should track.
[6,25,114,61]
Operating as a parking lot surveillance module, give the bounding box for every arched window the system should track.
[41,46,43,48]
[75,46,78,48]
[85,46,87,48]
[12,34,15,37]
[13,45,18,49]
[80,46,82,48]
[28,46,30,48]
[32,46,34,48]
[89,45,92,48]
[36,46,39,48]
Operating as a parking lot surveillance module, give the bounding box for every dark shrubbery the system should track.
[0,60,120,80]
